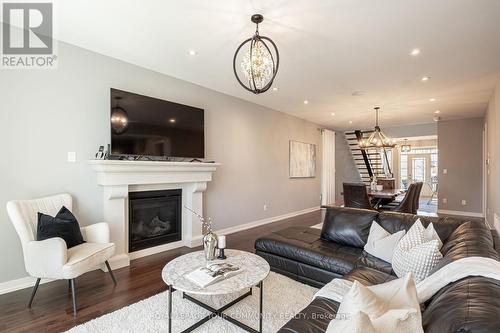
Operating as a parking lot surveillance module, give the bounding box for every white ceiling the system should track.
[53,0,500,130]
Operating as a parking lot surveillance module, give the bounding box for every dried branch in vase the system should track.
[184,206,213,234]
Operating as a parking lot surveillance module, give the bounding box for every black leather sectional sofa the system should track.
[255,207,500,333]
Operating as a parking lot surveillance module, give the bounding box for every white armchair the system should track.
[6,193,116,316]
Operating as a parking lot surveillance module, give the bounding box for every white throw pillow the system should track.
[419,220,443,249]
[392,220,443,283]
[326,274,423,333]
[364,221,406,263]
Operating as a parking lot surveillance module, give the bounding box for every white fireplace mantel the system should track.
[88,160,220,269]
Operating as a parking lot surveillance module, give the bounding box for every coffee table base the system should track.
[168,281,263,333]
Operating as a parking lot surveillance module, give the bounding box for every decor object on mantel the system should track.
[185,206,218,261]
[233,14,279,94]
[289,140,316,178]
[359,107,397,149]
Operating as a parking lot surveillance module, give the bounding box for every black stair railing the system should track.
[354,130,373,178]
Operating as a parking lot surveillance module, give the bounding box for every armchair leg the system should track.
[70,278,77,317]
[105,260,117,285]
[27,278,41,308]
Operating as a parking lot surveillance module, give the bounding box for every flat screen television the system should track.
[110,88,204,159]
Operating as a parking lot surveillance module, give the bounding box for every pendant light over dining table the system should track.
[359,107,397,150]
[233,14,279,94]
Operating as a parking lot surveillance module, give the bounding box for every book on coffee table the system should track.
[185,263,243,288]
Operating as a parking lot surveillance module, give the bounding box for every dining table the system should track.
[367,188,406,208]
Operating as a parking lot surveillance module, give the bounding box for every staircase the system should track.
[345,130,388,185]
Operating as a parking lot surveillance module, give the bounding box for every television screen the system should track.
[110,88,204,158]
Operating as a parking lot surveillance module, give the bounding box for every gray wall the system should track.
[0,42,321,283]
[438,118,483,213]
[335,133,361,201]
[485,81,500,231]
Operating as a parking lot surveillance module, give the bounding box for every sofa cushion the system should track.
[321,207,379,248]
[430,221,499,274]
[255,226,392,276]
[278,296,338,333]
[343,266,396,286]
[377,212,465,242]
[423,276,500,333]
[62,242,115,279]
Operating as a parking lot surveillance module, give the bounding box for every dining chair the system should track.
[412,182,424,213]
[343,183,375,210]
[379,183,418,214]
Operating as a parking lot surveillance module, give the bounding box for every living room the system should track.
[1,1,500,332]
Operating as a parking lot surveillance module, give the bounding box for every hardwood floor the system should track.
[0,210,322,333]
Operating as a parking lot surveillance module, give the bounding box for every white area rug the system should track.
[66,272,318,333]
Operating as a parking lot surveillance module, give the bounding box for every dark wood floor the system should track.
[0,211,322,333]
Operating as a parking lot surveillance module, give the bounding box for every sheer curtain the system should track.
[321,129,336,205]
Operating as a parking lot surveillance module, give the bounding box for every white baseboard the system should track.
[0,206,320,295]
[0,276,54,295]
[214,206,320,236]
[437,209,484,218]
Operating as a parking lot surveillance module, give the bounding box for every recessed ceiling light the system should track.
[169,118,176,123]
[188,50,197,56]
[349,120,353,124]
[303,100,309,105]
[410,48,421,56]
[434,110,440,114]
[272,87,279,91]
[421,76,431,82]
[429,98,436,102]
[331,112,336,116]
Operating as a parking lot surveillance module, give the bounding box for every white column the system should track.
[103,185,131,269]
[182,182,206,247]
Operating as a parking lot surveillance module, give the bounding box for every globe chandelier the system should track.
[110,96,129,135]
[233,14,279,94]
[359,107,397,149]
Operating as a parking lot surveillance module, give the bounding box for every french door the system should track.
[407,153,432,197]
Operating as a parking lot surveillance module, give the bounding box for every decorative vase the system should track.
[203,232,218,261]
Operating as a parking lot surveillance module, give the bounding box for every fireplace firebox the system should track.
[128,189,182,252]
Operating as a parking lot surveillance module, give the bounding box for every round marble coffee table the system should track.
[162,249,270,333]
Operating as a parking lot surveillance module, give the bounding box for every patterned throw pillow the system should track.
[392,220,443,283]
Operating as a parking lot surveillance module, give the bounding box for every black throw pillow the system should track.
[37,206,85,248]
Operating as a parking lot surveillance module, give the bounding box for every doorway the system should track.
[396,136,438,214]
[407,154,432,197]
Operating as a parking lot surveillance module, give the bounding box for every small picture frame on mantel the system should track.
[289,140,316,178]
